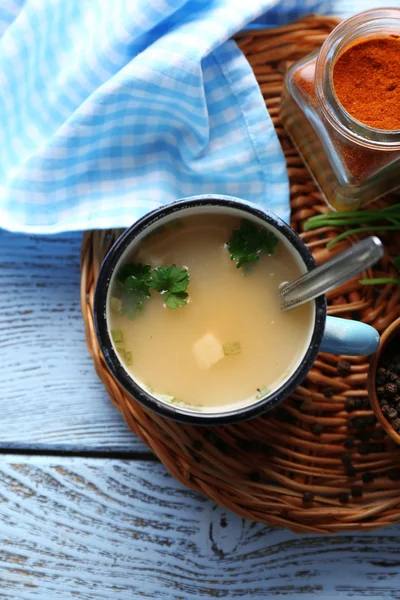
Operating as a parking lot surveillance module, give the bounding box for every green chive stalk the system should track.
[304,203,400,285]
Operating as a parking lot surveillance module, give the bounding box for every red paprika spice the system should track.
[333,35,400,131]
[281,9,400,211]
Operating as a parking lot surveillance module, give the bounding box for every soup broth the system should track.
[108,214,313,412]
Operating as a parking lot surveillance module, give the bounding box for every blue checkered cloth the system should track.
[0,0,330,233]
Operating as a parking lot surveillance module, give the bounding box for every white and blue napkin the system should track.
[0,0,330,233]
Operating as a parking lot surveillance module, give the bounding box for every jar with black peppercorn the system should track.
[368,317,400,445]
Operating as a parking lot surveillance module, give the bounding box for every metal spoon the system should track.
[280,236,384,311]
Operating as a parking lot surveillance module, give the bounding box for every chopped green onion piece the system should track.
[256,386,270,400]
[223,341,242,356]
[110,296,123,313]
[124,351,133,366]
[111,329,124,344]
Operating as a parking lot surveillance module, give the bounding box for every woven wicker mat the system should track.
[81,15,400,534]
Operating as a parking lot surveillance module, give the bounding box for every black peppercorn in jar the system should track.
[281,9,400,211]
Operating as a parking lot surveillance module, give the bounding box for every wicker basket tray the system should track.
[81,15,400,534]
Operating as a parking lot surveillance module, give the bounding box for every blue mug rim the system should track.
[94,195,327,425]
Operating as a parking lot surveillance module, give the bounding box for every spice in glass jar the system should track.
[281,9,400,211]
[333,36,400,131]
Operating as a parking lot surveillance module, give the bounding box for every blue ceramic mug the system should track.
[94,195,379,425]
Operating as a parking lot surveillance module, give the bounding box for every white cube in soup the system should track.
[193,333,224,370]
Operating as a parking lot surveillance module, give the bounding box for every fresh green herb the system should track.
[304,204,400,248]
[124,350,133,366]
[359,255,400,286]
[111,329,124,344]
[227,221,278,269]
[256,386,270,400]
[223,341,242,356]
[150,264,189,309]
[110,296,122,314]
[116,263,152,287]
[114,263,153,319]
[111,262,190,317]
[359,277,400,285]
[154,392,203,411]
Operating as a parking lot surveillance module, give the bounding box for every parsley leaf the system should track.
[111,262,190,316]
[150,264,189,294]
[114,263,152,319]
[227,221,278,269]
[117,263,152,289]
[165,291,188,309]
[150,265,190,309]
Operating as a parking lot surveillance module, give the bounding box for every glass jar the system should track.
[281,8,400,211]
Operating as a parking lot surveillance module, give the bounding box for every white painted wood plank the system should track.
[0,231,144,450]
[0,455,398,600]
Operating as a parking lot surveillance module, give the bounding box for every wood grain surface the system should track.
[0,455,398,600]
[0,230,143,451]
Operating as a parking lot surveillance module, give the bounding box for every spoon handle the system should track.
[280,236,384,311]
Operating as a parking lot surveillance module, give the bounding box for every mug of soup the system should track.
[94,195,379,425]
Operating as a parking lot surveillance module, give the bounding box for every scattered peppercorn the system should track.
[345,399,355,413]
[204,431,217,443]
[370,443,386,453]
[323,387,335,398]
[371,428,385,440]
[275,408,295,423]
[351,485,363,498]
[359,398,371,410]
[303,491,314,504]
[216,439,229,454]
[341,452,352,465]
[388,407,398,419]
[337,360,351,376]
[338,492,349,504]
[311,423,324,435]
[386,383,398,397]
[362,471,375,484]
[192,439,203,451]
[353,398,363,410]
[388,468,400,481]
[345,465,357,477]
[356,430,373,442]
[365,414,377,426]
[358,443,370,455]
[344,436,355,448]
[376,373,386,386]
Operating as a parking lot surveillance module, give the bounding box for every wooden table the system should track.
[2,2,400,597]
